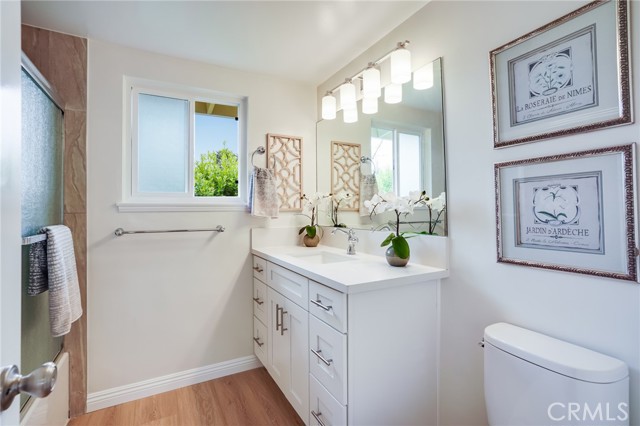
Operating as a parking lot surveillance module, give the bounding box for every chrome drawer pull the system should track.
[275,305,288,335]
[252,297,264,305]
[253,337,264,347]
[253,265,264,273]
[311,410,326,426]
[311,349,333,366]
[310,299,332,311]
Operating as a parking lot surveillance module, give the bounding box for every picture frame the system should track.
[266,133,303,211]
[495,144,637,282]
[490,0,631,148]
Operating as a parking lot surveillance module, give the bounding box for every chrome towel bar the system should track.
[22,234,47,245]
[114,226,225,237]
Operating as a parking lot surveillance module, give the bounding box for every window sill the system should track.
[117,201,249,213]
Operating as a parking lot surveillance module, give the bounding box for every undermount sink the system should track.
[290,251,355,264]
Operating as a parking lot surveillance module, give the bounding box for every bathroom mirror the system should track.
[316,57,447,235]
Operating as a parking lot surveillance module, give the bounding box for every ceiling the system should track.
[21,1,428,85]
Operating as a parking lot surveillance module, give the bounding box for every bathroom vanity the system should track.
[251,232,447,426]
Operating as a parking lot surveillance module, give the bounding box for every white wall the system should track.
[87,40,316,396]
[318,1,640,425]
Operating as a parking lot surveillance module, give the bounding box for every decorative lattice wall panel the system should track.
[266,133,303,211]
[331,141,360,211]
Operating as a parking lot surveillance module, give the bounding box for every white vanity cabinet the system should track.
[252,257,309,424]
[253,251,441,426]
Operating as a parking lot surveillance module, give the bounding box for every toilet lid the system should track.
[484,322,628,383]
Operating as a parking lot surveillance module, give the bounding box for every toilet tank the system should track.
[484,323,629,426]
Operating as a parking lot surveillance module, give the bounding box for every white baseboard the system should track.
[87,355,261,412]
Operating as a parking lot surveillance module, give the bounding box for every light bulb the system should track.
[339,81,357,111]
[390,47,411,84]
[321,94,336,120]
[413,62,434,90]
[384,83,402,104]
[362,67,381,98]
[343,107,358,123]
[362,96,378,114]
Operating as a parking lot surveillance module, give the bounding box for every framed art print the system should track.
[491,0,631,148]
[495,144,637,281]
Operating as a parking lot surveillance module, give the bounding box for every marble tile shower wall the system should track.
[22,25,88,417]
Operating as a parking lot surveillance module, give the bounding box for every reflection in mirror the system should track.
[316,57,446,235]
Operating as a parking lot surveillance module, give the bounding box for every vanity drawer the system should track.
[252,256,267,281]
[310,374,347,426]
[309,315,347,404]
[309,280,347,333]
[253,278,268,324]
[267,262,308,309]
[253,316,268,366]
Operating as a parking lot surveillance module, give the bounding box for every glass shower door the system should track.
[20,67,64,410]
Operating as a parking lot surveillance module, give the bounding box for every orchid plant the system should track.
[328,191,353,228]
[364,191,445,259]
[424,192,447,235]
[298,192,331,239]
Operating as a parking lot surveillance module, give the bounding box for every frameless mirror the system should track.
[316,57,447,235]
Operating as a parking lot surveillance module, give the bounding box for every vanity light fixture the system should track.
[390,41,411,84]
[362,96,378,115]
[413,62,434,90]
[362,64,381,98]
[322,40,427,123]
[322,92,337,120]
[384,83,402,104]
[343,106,358,123]
[339,79,357,111]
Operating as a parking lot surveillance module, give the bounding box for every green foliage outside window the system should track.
[194,144,238,196]
[376,168,393,194]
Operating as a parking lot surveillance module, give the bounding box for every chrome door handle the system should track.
[1,362,57,411]
[311,349,333,366]
[280,308,288,336]
[253,337,264,347]
[310,299,332,311]
[311,410,326,426]
[275,304,282,331]
[253,297,264,305]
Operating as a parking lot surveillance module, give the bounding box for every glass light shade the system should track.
[384,83,402,104]
[413,62,434,90]
[362,67,381,98]
[390,48,411,84]
[321,94,336,120]
[339,81,357,111]
[343,107,358,123]
[362,96,378,115]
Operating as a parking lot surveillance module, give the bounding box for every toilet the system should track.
[483,322,629,426]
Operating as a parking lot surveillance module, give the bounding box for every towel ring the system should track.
[251,146,266,167]
[360,156,376,175]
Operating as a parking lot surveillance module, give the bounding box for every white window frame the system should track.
[371,120,426,196]
[119,77,248,212]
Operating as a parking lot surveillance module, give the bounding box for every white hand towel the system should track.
[360,174,379,216]
[250,166,279,218]
[41,225,83,337]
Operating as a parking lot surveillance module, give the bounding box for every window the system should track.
[370,124,424,196]
[121,79,247,212]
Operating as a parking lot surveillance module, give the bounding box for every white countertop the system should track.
[251,244,448,294]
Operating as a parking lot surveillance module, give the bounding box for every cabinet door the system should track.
[268,288,309,424]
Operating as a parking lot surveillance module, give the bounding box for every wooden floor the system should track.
[69,368,304,426]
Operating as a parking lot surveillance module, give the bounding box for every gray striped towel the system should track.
[28,240,49,295]
[28,225,83,337]
[250,166,279,218]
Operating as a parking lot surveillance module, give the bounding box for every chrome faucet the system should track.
[332,227,358,255]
